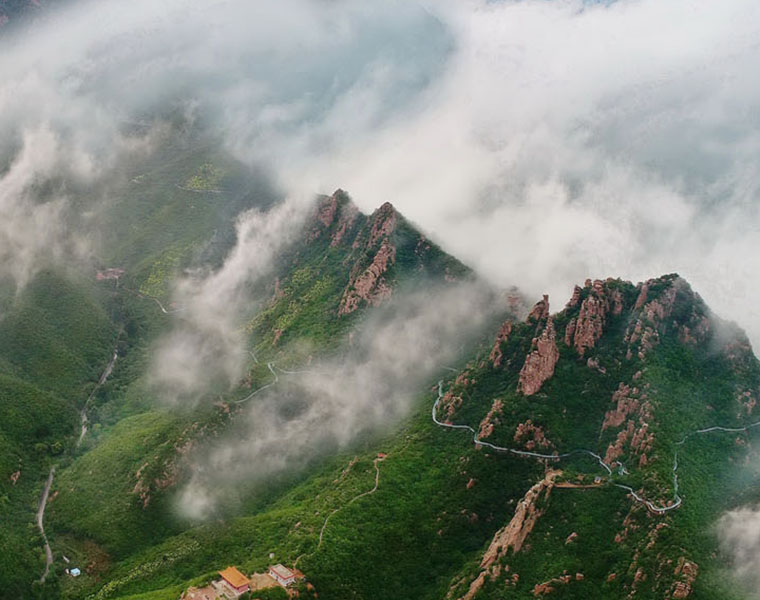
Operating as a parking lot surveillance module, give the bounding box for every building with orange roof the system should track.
[219,566,250,595]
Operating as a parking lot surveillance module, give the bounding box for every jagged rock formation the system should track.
[458,470,561,600]
[489,320,513,368]
[518,316,559,396]
[564,279,624,357]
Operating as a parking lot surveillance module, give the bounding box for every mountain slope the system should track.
[11,188,757,600]
[440,275,760,599]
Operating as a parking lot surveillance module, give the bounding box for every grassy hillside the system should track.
[0,270,118,597]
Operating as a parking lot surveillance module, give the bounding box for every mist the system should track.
[1,0,758,342]
[2,0,760,520]
[177,281,500,519]
[718,504,760,599]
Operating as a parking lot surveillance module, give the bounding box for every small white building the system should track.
[268,564,297,587]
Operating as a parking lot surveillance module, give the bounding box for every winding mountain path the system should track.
[295,455,386,568]
[432,379,760,515]
[36,467,56,583]
[36,348,120,582]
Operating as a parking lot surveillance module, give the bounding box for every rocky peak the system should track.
[367,201,398,247]
[564,279,624,357]
[527,295,550,323]
[624,275,712,361]
[518,317,559,396]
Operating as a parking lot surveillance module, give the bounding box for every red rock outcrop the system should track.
[308,192,341,241]
[489,320,513,368]
[367,202,397,247]
[514,420,553,451]
[671,558,698,599]
[527,295,550,322]
[564,279,622,357]
[339,239,396,315]
[10,470,20,485]
[518,318,559,396]
[566,285,582,309]
[478,398,504,439]
[459,471,561,600]
[330,201,359,247]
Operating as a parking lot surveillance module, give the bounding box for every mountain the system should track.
[2,182,758,600]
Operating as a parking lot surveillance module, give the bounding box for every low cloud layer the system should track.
[177,281,500,519]
[149,200,306,405]
[294,0,760,348]
[718,504,760,598]
[2,0,759,344]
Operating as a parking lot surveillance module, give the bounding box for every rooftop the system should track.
[219,566,249,588]
[269,564,295,579]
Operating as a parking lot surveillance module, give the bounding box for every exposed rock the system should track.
[339,239,396,315]
[564,318,576,347]
[527,295,550,323]
[330,200,359,247]
[368,202,397,247]
[440,390,463,419]
[478,399,504,439]
[565,532,578,545]
[518,318,559,396]
[568,280,610,357]
[490,321,513,368]
[308,192,340,240]
[459,471,560,600]
[603,384,639,430]
[671,558,698,599]
[9,470,20,485]
[634,282,649,310]
[566,285,583,308]
[513,420,552,451]
[316,194,339,228]
[532,581,556,596]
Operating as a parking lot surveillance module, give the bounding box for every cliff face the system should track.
[338,203,399,316]
[517,316,559,396]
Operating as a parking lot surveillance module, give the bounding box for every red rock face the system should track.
[330,201,359,247]
[490,320,513,368]
[518,317,559,396]
[478,398,504,439]
[564,279,621,357]
[308,192,341,241]
[527,295,550,322]
[672,558,699,598]
[513,420,553,451]
[566,285,582,309]
[367,202,397,247]
[602,381,654,467]
[338,239,396,315]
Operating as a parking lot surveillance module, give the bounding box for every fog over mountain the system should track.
[2,2,760,597]
[1,0,758,352]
